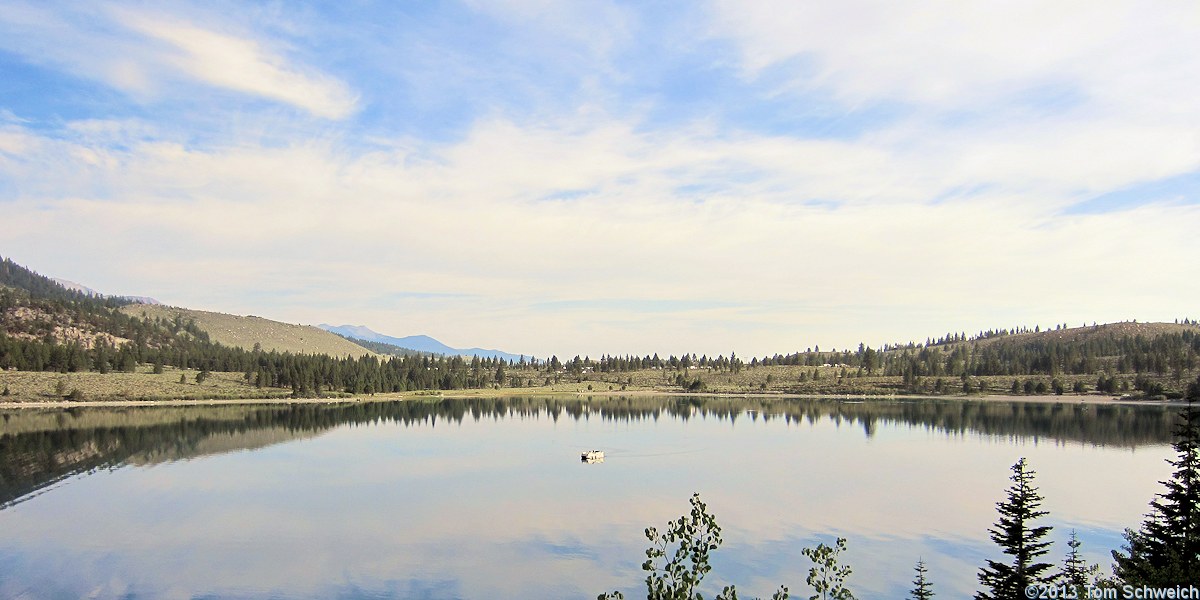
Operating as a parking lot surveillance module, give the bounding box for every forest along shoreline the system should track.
[4,256,1199,412]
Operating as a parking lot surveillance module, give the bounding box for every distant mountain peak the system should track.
[52,278,102,296]
[53,278,161,305]
[318,324,521,360]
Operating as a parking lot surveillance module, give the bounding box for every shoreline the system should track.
[0,388,1182,409]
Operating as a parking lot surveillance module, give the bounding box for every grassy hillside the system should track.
[484,321,1200,399]
[0,365,301,402]
[935,321,1200,350]
[118,304,377,358]
[496,363,1196,398]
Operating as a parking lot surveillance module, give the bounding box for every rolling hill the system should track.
[120,304,377,358]
[926,321,1200,350]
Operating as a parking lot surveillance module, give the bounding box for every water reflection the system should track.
[0,396,1175,509]
[0,396,1182,599]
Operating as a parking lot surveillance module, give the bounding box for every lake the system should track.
[0,396,1183,599]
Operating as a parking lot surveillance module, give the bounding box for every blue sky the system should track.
[1,0,1198,358]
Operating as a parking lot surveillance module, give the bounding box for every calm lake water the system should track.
[0,396,1183,599]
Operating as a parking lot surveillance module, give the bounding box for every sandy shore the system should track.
[0,396,387,409]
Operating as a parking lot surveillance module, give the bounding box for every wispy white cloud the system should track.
[706,0,1200,197]
[113,9,358,119]
[3,109,1198,356]
[0,2,356,119]
[708,1,1200,110]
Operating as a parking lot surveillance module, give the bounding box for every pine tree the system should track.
[95,340,110,374]
[1112,400,1200,585]
[1059,530,1099,594]
[909,558,934,599]
[976,458,1054,600]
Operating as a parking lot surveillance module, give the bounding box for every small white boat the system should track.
[581,450,605,463]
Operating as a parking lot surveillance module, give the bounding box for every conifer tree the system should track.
[1112,399,1200,585]
[909,558,934,600]
[976,458,1054,600]
[1059,530,1099,594]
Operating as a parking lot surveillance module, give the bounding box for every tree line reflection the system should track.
[0,396,1178,508]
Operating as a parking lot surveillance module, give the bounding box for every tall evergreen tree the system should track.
[976,458,1055,600]
[909,558,934,600]
[1112,399,1200,585]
